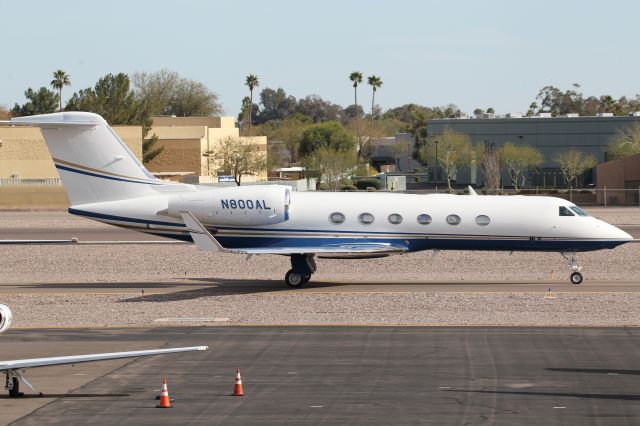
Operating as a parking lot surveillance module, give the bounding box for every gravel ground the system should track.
[1,208,639,327]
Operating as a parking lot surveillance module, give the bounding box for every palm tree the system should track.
[349,71,363,120]
[367,75,383,125]
[50,70,71,112]
[244,74,259,130]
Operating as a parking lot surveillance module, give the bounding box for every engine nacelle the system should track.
[0,304,12,334]
[168,185,291,226]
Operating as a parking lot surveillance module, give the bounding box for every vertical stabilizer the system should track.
[10,112,160,206]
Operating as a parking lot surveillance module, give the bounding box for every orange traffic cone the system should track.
[232,369,244,396]
[156,378,172,408]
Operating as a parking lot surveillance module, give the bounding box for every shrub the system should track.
[355,177,383,190]
[340,185,358,191]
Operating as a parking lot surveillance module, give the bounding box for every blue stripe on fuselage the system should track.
[55,164,164,185]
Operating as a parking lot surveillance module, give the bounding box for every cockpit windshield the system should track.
[570,206,589,217]
[559,206,575,216]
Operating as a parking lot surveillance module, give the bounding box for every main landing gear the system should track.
[284,254,316,288]
[5,371,23,398]
[561,252,583,285]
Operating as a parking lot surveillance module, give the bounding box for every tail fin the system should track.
[10,112,160,206]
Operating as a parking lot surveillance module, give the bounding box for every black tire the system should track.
[285,270,306,288]
[301,275,311,284]
[8,377,20,398]
[570,272,583,285]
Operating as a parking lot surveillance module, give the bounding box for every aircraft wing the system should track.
[180,212,407,255]
[0,346,208,371]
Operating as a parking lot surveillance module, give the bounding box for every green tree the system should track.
[66,73,159,162]
[302,146,357,191]
[203,135,267,186]
[142,134,164,164]
[608,123,640,160]
[500,142,544,191]
[349,71,363,120]
[554,149,597,188]
[50,70,71,112]
[367,75,383,125]
[418,129,474,193]
[245,74,259,130]
[255,87,297,124]
[259,114,311,164]
[299,121,356,157]
[533,84,584,116]
[11,87,59,117]
[65,73,147,125]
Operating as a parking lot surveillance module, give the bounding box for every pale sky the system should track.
[2,0,639,117]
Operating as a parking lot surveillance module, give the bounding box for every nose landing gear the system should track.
[561,252,583,285]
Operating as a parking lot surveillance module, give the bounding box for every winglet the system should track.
[468,186,478,196]
[180,211,233,253]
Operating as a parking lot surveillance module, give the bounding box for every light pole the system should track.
[434,140,439,183]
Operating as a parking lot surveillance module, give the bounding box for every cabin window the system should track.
[559,206,575,216]
[417,214,432,225]
[358,212,375,225]
[570,206,589,217]
[475,215,490,226]
[329,212,345,224]
[446,214,462,225]
[388,213,403,224]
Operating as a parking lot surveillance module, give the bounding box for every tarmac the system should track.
[1,326,640,425]
[1,278,640,295]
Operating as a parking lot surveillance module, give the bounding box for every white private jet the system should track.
[1,112,633,287]
[0,304,207,397]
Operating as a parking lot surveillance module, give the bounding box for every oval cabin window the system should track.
[358,213,375,224]
[446,214,462,225]
[417,214,432,225]
[475,215,490,226]
[329,212,345,224]
[388,213,403,224]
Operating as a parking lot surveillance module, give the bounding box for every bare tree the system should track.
[133,70,222,117]
[302,147,357,191]
[204,136,267,186]
[479,145,501,193]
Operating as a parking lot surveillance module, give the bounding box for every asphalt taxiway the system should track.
[1,278,640,295]
[2,326,640,425]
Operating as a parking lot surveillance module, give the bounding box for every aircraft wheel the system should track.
[285,270,307,288]
[570,272,583,285]
[8,377,20,398]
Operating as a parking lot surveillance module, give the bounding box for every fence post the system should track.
[604,186,607,207]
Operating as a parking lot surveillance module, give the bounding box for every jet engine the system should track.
[0,304,12,334]
[167,185,291,226]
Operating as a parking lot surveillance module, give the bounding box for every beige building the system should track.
[147,116,268,182]
[0,126,143,179]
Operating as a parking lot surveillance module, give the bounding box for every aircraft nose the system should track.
[604,223,633,240]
